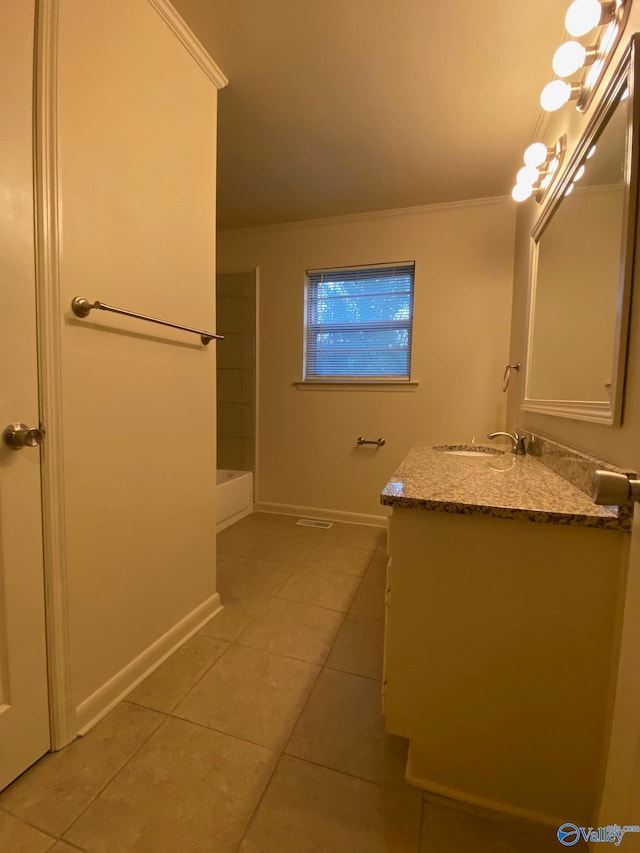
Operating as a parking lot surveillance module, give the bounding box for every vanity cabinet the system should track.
[381,444,631,826]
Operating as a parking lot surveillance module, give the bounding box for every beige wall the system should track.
[506,12,640,827]
[219,199,515,519]
[57,0,220,722]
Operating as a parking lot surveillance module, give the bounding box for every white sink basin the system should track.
[447,450,496,457]
[433,444,505,458]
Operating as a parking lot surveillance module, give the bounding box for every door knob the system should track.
[3,422,45,450]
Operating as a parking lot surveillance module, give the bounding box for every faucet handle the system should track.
[486,430,527,455]
[514,433,527,455]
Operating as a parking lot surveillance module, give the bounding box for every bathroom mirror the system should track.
[524,35,640,424]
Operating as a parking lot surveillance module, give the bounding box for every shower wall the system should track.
[216,271,256,470]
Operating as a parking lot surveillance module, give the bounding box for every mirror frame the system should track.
[523,33,640,425]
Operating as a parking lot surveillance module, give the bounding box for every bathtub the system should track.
[216,469,254,531]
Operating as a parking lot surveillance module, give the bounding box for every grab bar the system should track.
[71,297,224,346]
[357,436,386,446]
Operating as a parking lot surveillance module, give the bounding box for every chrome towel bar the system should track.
[71,297,224,345]
[357,436,386,446]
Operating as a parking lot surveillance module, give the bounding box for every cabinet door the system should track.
[381,556,392,715]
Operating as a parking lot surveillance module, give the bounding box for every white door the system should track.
[0,0,50,790]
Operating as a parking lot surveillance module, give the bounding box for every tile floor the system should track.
[0,512,581,852]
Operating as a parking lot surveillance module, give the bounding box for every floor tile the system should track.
[239,755,421,853]
[248,514,333,541]
[217,523,268,556]
[234,512,296,533]
[237,598,344,664]
[325,613,384,679]
[260,524,328,547]
[366,551,389,581]
[64,717,277,853]
[0,811,54,853]
[174,645,320,749]
[199,597,269,642]
[349,575,385,620]
[216,555,294,600]
[0,703,164,838]
[244,532,317,565]
[302,545,373,576]
[278,567,361,612]
[286,668,405,785]
[326,523,387,551]
[49,843,86,852]
[127,633,228,713]
[419,800,586,852]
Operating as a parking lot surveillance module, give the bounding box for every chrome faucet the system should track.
[487,431,527,455]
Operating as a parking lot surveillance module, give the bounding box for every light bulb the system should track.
[540,80,573,111]
[553,41,587,77]
[523,142,548,168]
[516,165,539,187]
[565,0,602,37]
[574,164,586,181]
[512,183,533,202]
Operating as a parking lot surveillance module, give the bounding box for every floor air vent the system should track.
[296,518,333,529]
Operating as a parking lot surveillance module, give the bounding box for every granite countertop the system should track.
[380,442,632,531]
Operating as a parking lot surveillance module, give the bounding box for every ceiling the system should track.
[171,0,569,230]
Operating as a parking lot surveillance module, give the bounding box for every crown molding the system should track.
[147,0,228,89]
[218,195,511,237]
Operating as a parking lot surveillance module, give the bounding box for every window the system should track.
[304,262,415,381]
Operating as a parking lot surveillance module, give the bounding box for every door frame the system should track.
[34,0,74,750]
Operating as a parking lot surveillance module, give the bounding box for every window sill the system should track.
[293,380,419,391]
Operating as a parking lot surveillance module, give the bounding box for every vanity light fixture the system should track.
[512,0,631,206]
[511,136,567,203]
[539,0,631,114]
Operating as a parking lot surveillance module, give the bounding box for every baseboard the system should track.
[75,593,222,734]
[405,750,564,828]
[253,501,389,528]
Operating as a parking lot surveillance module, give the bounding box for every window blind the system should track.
[304,262,415,380]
